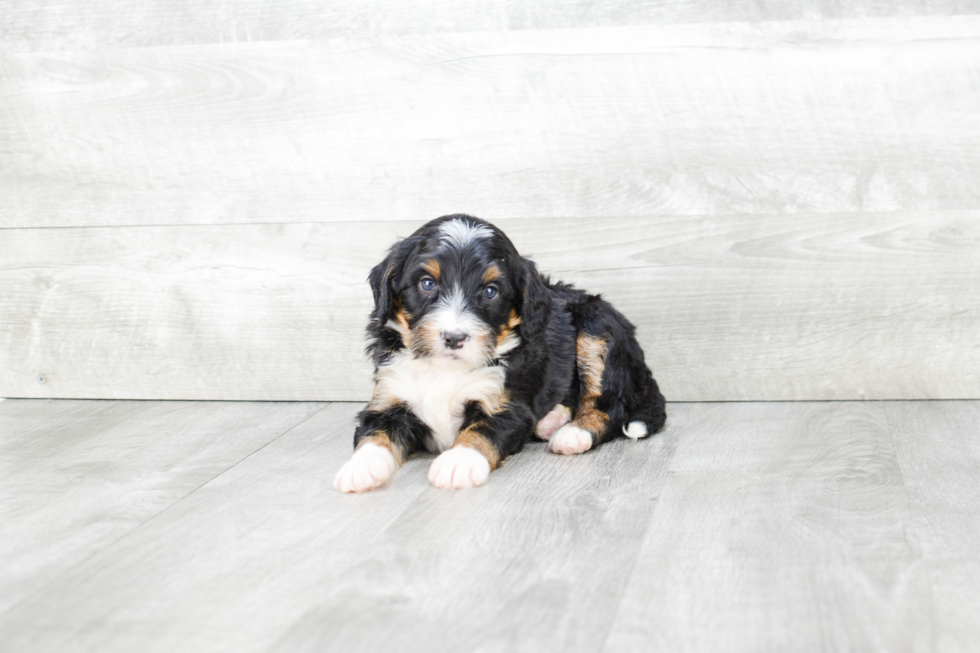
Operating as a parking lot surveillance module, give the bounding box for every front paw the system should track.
[428,446,491,489]
[334,442,397,493]
[550,424,593,455]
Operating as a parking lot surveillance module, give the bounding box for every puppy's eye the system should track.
[420,277,436,292]
[483,285,498,300]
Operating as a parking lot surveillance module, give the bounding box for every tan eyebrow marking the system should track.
[421,259,441,279]
[483,265,501,284]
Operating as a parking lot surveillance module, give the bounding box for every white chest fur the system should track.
[374,352,507,452]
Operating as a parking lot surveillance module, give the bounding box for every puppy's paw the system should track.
[550,424,593,455]
[535,404,572,441]
[334,442,397,493]
[428,446,491,490]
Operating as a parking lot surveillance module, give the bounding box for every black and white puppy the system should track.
[334,214,666,492]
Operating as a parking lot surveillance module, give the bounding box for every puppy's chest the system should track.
[375,353,506,452]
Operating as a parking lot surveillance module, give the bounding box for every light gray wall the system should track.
[2,2,979,401]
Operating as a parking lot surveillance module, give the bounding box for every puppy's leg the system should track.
[334,404,427,493]
[551,332,609,454]
[429,402,533,489]
[334,433,400,493]
[551,306,666,455]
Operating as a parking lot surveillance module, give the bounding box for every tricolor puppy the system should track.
[334,214,666,492]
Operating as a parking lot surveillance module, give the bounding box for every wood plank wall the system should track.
[2,2,979,401]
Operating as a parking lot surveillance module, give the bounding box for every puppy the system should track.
[334,214,666,492]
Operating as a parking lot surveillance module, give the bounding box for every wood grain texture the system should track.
[2,1,975,51]
[4,399,980,652]
[2,212,978,401]
[0,222,383,401]
[604,402,928,652]
[886,401,980,653]
[0,399,323,614]
[4,7,980,402]
[0,399,683,653]
[275,408,683,653]
[3,17,980,227]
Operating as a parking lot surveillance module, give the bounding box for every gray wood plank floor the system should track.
[2,399,978,652]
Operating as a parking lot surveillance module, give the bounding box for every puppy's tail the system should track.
[622,379,666,440]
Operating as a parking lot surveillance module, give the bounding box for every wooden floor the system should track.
[2,399,978,652]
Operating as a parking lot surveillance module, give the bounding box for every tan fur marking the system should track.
[412,319,440,357]
[572,334,609,437]
[483,265,501,283]
[573,406,608,436]
[355,431,404,466]
[576,335,607,395]
[367,380,403,413]
[421,259,441,279]
[496,309,522,348]
[475,388,510,416]
[473,331,492,355]
[393,305,413,340]
[454,427,501,469]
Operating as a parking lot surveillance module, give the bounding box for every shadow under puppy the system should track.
[335,214,666,492]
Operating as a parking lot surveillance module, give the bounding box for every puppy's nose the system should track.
[442,331,468,350]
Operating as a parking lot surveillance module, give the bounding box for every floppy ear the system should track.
[368,237,421,325]
[516,257,551,343]
[368,256,396,325]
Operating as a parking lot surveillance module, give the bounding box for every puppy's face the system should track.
[373,216,524,368]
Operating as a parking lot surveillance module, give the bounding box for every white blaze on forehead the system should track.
[439,218,493,250]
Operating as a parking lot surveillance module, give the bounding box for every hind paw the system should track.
[550,424,593,455]
[535,404,573,441]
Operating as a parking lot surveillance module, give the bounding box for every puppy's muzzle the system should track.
[442,331,468,350]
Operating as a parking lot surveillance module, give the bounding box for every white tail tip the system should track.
[622,421,647,439]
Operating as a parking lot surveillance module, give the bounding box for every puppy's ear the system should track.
[516,257,551,342]
[368,257,396,324]
[368,237,421,324]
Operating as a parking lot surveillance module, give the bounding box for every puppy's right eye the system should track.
[419,277,436,292]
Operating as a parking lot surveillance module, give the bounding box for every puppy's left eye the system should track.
[483,285,498,300]
[420,277,436,292]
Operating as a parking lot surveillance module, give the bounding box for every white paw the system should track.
[334,442,397,493]
[535,404,572,441]
[550,424,593,455]
[622,421,648,439]
[428,446,491,490]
